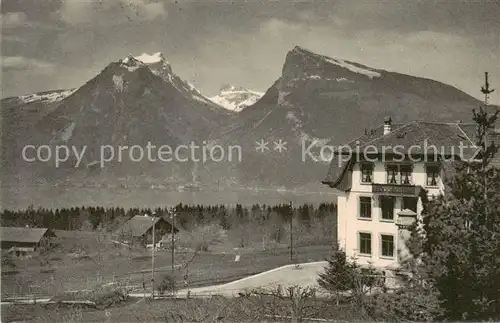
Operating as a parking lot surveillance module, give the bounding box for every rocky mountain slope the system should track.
[210,46,489,188]
[2,52,231,189]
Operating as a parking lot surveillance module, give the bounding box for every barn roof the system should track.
[117,215,172,237]
[0,227,54,244]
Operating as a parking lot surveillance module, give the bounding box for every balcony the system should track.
[372,183,420,197]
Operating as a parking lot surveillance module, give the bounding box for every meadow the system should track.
[1,203,337,300]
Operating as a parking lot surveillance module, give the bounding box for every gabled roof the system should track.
[323,121,481,190]
[118,215,164,237]
[117,215,177,237]
[0,227,55,244]
[322,123,403,190]
[357,121,477,156]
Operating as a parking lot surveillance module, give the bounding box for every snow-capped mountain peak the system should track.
[121,52,166,65]
[134,52,166,64]
[120,52,172,73]
[289,45,381,79]
[120,52,223,110]
[210,85,264,112]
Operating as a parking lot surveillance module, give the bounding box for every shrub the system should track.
[196,242,209,252]
[317,245,380,294]
[157,275,176,295]
[367,285,443,321]
[92,287,128,309]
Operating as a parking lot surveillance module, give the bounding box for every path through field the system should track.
[129,261,329,298]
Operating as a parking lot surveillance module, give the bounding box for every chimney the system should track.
[383,117,392,135]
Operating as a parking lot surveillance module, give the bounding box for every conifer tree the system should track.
[406,106,500,320]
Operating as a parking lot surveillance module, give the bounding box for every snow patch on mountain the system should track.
[19,89,77,104]
[187,82,201,93]
[120,55,146,72]
[210,85,264,112]
[123,63,141,72]
[121,55,138,65]
[336,77,354,83]
[291,46,380,79]
[184,82,215,105]
[123,52,172,74]
[192,94,214,105]
[112,75,124,92]
[60,122,76,142]
[288,76,355,86]
[325,58,381,79]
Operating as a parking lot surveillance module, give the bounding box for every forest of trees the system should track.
[0,202,337,233]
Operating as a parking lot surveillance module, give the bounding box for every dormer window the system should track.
[361,163,374,183]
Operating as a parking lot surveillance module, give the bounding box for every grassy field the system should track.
[2,227,333,298]
[2,295,367,322]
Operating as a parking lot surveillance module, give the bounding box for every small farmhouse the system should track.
[0,227,56,256]
[322,118,498,279]
[115,214,178,246]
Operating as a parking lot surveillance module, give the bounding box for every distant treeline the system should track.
[0,203,337,232]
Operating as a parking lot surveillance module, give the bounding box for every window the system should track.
[381,234,395,258]
[400,165,413,184]
[359,232,372,255]
[386,164,398,184]
[402,197,418,212]
[359,197,372,219]
[381,196,395,221]
[426,164,440,186]
[386,164,413,184]
[360,163,374,183]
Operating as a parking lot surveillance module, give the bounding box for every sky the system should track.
[1,0,499,104]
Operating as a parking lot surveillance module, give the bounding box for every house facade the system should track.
[322,118,483,273]
[335,157,445,269]
[0,227,56,257]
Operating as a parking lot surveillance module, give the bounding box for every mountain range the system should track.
[1,46,495,208]
[209,85,264,112]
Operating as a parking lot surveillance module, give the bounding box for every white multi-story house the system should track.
[322,117,499,277]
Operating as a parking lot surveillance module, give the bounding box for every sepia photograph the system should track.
[1,0,499,321]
